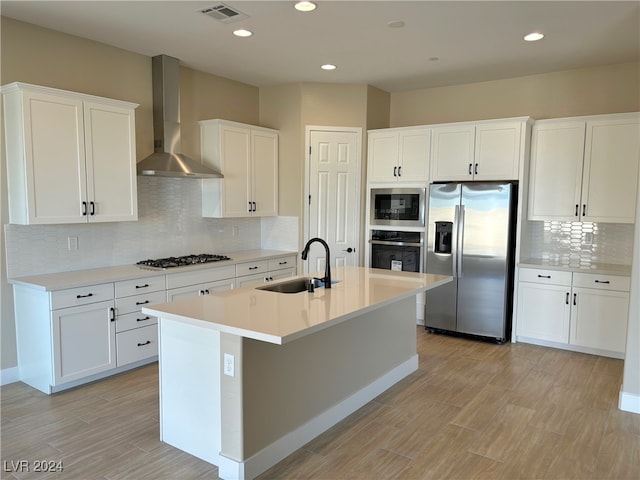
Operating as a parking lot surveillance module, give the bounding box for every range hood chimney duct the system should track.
[137,55,223,178]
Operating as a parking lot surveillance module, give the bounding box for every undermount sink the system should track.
[256,277,339,294]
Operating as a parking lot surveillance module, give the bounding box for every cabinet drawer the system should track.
[572,273,630,292]
[268,256,297,272]
[236,260,268,277]
[51,283,114,310]
[115,275,165,298]
[166,265,235,290]
[519,268,572,286]
[116,310,158,333]
[116,291,166,315]
[116,324,158,367]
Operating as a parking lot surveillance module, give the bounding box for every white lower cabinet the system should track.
[235,255,297,288]
[166,265,236,301]
[516,268,630,357]
[114,275,165,367]
[52,299,116,385]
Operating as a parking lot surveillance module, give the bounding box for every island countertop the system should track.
[143,266,452,344]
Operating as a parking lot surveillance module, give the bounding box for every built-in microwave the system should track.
[370,188,426,227]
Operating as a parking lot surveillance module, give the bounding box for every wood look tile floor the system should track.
[2,330,639,480]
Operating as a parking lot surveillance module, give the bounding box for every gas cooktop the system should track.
[136,253,231,270]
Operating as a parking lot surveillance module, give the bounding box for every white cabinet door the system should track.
[581,117,640,223]
[397,128,430,182]
[17,90,87,224]
[571,287,629,354]
[516,282,571,343]
[528,121,585,221]
[474,122,521,180]
[367,131,399,183]
[84,101,137,222]
[252,129,278,216]
[431,125,475,182]
[52,300,116,385]
[221,125,252,217]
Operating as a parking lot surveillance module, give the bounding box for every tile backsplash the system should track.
[5,176,299,278]
[522,220,635,267]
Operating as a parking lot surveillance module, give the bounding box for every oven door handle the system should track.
[369,240,423,247]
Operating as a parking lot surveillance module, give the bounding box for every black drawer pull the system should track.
[537,275,551,279]
[279,261,288,265]
[249,266,259,270]
[137,341,151,347]
[77,293,94,298]
[135,300,150,305]
[594,280,610,284]
[135,284,150,289]
[137,316,151,322]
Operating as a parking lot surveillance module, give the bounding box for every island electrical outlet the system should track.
[223,353,235,377]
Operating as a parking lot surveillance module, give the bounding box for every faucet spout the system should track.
[301,238,332,288]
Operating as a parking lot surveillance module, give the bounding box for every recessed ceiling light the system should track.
[524,32,544,42]
[295,1,317,12]
[321,64,337,71]
[387,20,405,28]
[233,29,253,37]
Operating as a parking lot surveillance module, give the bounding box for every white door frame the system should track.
[303,125,363,274]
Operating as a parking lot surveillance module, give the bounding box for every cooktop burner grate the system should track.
[136,253,231,270]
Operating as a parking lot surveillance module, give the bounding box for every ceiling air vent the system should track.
[199,3,249,23]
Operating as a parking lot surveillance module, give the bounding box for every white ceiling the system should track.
[2,1,639,92]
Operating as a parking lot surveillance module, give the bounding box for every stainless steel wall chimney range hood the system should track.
[137,55,223,178]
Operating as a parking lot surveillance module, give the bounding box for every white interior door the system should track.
[306,127,361,275]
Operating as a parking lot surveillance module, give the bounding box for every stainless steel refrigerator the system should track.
[425,182,517,343]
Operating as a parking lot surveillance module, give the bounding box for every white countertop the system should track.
[143,266,452,345]
[8,250,297,291]
[518,259,631,276]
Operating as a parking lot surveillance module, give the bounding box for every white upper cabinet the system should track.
[200,119,278,218]
[367,127,430,183]
[529,113,640,223]
[2,83,138,225]
[431,120,524,182]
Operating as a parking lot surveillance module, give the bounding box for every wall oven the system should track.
[370,230,424,273]
[370,188,426,227]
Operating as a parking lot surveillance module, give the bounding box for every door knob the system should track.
[343,247,355,253]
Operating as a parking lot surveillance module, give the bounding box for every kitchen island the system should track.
[143,266,451,480]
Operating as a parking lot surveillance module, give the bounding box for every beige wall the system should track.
[391,62,640,126]
[0,17,259,371]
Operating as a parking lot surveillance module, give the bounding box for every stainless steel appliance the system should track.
[370,188,425,227]
[137,253,231,270]
[370,230,424,273]
[425,182,517,343]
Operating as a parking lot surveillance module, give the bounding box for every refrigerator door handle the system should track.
[457,205,465,277]
[452,205,459,278]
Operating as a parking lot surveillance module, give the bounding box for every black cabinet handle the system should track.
[582,204,586,216]
[82,201,88,216]
[575,204,579,217]
[137,316,151,322]
[393,166,397,177]
[110,307,116,322]
[279,261,288,265]
[137,341,151,347]
[90,201,95,216]
[199,289,205,295]
[204,289,210,294]
[474,163,478,175]
[537,274,551,279]
[135,284,150,289]
[573,293,577,306]
[135,300,150,305]
[248,202,252,212]
[468,163,473,175]
[565,292,570,304]
[249,266,259,270]
[398,166,402,177]
[77,293,94,299]
[595,280,610,284]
